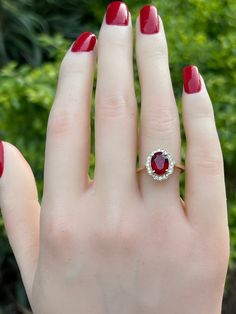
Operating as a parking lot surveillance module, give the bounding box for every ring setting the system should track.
[145,149,174,181]
[137,148,184,181]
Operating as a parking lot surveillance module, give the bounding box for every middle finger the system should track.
[94,2,137,194]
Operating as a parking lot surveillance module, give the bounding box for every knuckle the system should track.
[115,223,137,249]
[42,217,74,250]
[140,39,168,62]
[47,109,78,137]
[142,108,178,136]
[189,110,214,123]
[47,111,70,136]
[191,148,223,175]
[91,219,137,255]
[96,94,136,120]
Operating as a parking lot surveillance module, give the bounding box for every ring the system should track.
[137,148,185,181]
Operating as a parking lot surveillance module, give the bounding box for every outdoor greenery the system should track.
[0,0,236,313]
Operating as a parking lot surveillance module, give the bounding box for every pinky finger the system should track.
[182,66,228,233]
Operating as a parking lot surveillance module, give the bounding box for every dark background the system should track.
[0,0,236,313]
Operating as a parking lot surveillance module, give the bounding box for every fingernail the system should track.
[140,5,159,34]
[71,32,97,52]
[183,65,202,94]
[0,141,4,178]
[106,1,129,26]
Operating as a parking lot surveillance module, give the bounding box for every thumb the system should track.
[0,140,40,299]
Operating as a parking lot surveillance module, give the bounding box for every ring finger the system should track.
[136,5,181,204]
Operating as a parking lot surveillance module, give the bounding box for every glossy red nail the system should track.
[140,5,159,34]
[183,65,201,94]
[71,32,97,52]
[0,140,4,178]
[106,1,129,26]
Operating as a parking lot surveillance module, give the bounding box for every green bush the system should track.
[0,0,104,66]
[0,0,236,312]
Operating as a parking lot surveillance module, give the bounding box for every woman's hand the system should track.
[0,2,229,314]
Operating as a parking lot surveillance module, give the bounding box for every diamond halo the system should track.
[145,148,175,181]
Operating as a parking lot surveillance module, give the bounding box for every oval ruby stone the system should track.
[151,152,169,175]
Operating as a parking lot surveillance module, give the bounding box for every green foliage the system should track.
[0,0,46,66]
[0,0,236,312]
[0,34,69,195]
[0,0,104,66]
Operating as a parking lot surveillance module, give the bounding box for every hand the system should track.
[0,3,229,314]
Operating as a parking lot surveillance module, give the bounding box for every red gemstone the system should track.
[151,152,169,175]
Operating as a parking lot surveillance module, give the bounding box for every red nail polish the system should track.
[106,1,129,26]
[0,141,4,178]
[140,5,159,34]
[71,32,97,52]
[183,65,201,94]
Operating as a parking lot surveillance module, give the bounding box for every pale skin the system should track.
[0,6,229,314]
